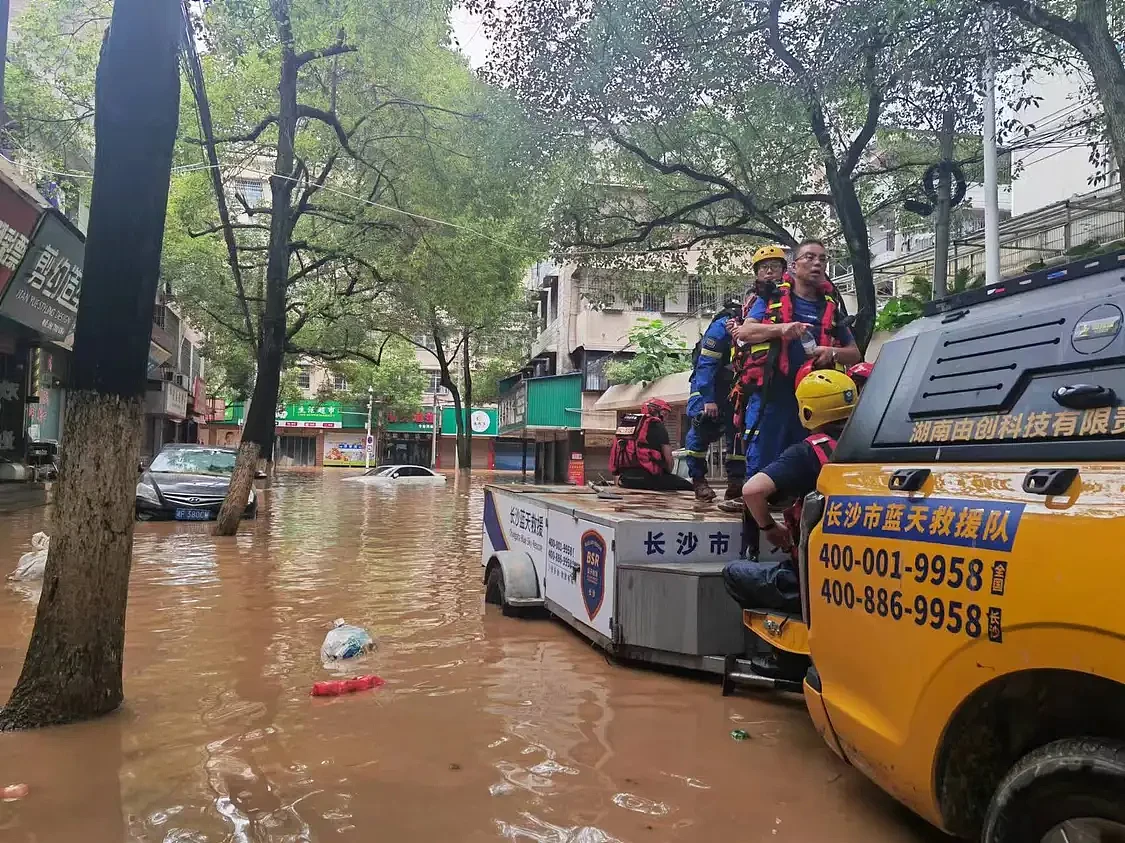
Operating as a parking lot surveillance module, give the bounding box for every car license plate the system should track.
[174,508,213,521]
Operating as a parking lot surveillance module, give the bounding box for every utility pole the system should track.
[364,386,372,470]
[430,388,439,469]
[983,9,1002,286]
[932,106,956,299]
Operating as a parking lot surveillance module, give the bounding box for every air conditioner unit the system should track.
[173,374,188,389]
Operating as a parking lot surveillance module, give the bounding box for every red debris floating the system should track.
[311,675,385,697]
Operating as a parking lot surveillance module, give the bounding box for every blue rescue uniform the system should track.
[684,315,745,482]
[742,295,853,478]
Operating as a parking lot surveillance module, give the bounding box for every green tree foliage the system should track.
[317,339,426,419]
[468,0,1035,349]
[604,318,690,385]
[875,267,983,331]
[989,0,1125,200]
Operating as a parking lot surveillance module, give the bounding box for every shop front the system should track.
[0,168,61,476]
[437,406,499,469]
[381,410,436,467]
[219,401,345,467]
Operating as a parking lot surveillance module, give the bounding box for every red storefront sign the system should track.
[0,177,42,303]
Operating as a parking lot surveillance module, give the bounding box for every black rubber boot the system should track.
[693,477,717,502]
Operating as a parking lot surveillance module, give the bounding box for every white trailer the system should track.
[481,484,794,687]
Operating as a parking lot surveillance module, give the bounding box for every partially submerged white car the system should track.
[350,465,447,485]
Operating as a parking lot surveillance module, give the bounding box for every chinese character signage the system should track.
[909,407,1125,445]
[0,176,42,303]
[821,495,1024,553]
[275,402,343,428]
[0,210,84,342]
[385,410,435,433]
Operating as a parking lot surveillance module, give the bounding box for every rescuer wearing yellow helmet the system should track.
[722,369,859,615]
[750,244,788,295]
[726,239,862,557]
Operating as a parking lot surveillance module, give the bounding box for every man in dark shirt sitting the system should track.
[723,369,859,611]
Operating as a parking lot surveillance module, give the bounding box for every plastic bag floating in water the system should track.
[320,618,375,661]
[10,533,49,581]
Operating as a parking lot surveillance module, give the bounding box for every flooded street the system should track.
[0,474,945,842]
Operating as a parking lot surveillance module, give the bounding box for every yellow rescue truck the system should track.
[802,250,1125,842]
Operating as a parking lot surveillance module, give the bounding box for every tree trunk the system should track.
[1077,11,1125,201]
[459,329,472,472]
[215,1,299,536]
[0,0,180,730]
[829,175,877,351]
[932,106,956,299]
[442,366,467,471]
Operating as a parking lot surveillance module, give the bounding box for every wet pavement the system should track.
[0,473,948,842]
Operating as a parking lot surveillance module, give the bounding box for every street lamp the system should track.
[365,386,374,470]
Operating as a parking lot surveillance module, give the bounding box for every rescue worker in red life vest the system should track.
[722,369,858,613]
[729,238,862,558]
[610,398,694,492]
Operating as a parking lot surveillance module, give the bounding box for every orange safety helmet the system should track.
[642,398,672,418]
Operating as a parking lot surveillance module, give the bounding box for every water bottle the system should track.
[800,329,817,357]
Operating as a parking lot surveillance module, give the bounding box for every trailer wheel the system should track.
[485,564,512,615]
[982,738,1125,843]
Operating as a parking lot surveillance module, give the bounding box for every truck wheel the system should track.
[485,564,508,610]
[982,738,1125,843]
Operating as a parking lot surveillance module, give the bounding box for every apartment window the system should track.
[687,277,717,316]
[297,367,311,390]
[547,276,559,322]
[333,373,348,392]
[179,338,191,374]
[234,178,265,208]
[884,227,896,253]
[640,291,665,312]
[153,305,166,328]
[427,373,443,393]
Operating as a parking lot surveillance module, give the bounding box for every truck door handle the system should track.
[889,468,930,492]
[1022,468,1078,496]
[1052,384,1117,410]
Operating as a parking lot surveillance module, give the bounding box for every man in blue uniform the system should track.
[684,299,745,503]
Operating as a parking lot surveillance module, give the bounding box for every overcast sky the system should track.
[449,5,490,69]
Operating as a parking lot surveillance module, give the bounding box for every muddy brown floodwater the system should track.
[0,473,950,843]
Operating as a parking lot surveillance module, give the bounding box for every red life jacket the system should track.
[730,274,844,412]
[610,413,666,476]
[782,433,837,560]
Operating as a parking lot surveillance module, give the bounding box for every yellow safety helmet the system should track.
[796,369,858,430]
[752,244,788,268]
